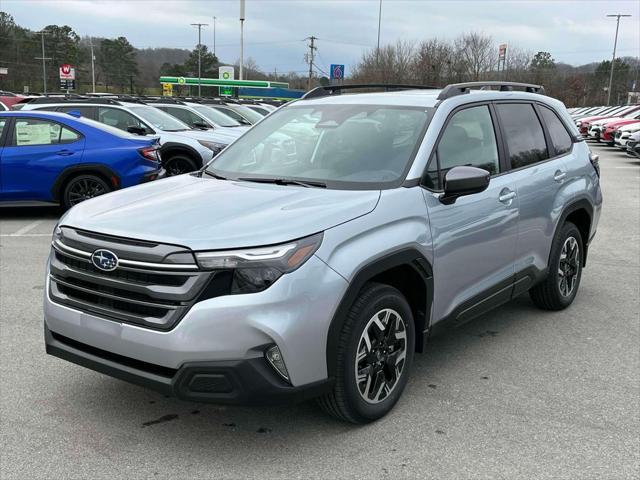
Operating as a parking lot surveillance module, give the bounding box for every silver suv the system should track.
[44,82,602,423]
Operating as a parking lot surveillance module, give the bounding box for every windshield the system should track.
[228,104,264,124]
[192,105,242,127]
[212,106,252,125]
[127,105,190,131]
[207,104,432,189]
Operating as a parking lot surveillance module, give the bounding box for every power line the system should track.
[190,22,208,97]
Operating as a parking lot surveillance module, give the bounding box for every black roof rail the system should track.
[138,97,186,105]
[302,83,439,100]
[26,96,120,105]
[437,81,545,100]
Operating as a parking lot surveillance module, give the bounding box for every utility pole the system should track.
[190,23,209,97]
[240,0,246,80]
[306,36,317,90]
[606,13,632,106]
[34,30,51,94]
[90,40,96,93]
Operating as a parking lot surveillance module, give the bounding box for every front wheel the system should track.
[318,283,415,423]
[165,155,197,176]
[62,174,112,209]
[530,222,583,310]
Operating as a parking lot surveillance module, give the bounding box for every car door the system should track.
[493,102,571,295]
[0,117,8,191]
[422,103,519,326]
[0,117,85,201]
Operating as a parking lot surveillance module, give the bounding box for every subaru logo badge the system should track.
[91,249,119,271]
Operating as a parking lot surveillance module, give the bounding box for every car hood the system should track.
[169,129,238,145]
[60,174,380,251]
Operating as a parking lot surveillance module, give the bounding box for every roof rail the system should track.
[437,81,545,100]
[302,83,439,100]
[27,96,121,105]
[138,97,186,105]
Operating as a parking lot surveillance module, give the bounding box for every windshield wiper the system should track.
[238,177,326,188]
[203,170,228,180]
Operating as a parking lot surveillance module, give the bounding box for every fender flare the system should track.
[325,248,433,378]
[160,143,203,168]
[553,197,594,266]
[51,164,120,202]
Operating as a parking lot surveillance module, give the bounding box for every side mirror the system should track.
[192,121,210,130]
[440,166,490,205]
[126,125,147,136]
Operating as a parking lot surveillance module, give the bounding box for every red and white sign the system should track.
[498,44,508,60]
[59,64,76,80]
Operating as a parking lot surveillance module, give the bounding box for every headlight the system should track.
[195,232,323,293]
[198,140,227,156]
[53,224,62,241]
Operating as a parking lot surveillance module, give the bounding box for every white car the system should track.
[614,122,640,149]
[17,97,234,174]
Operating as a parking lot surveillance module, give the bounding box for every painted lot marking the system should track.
[6,220,44,236]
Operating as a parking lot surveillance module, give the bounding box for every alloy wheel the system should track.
[67,178,108,206]
[355,308,407,404]
[558,236,580,297]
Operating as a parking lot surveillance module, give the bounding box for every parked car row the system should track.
[1,93,285,208]
[568,104,640,158]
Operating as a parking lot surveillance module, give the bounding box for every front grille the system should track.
[48,227,219,330]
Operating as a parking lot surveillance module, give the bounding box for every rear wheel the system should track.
[165,154,197,176]
[318,283,414,423]
[62,174,111,209]
[530,222,583,310]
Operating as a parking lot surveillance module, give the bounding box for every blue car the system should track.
[0,111,164,208]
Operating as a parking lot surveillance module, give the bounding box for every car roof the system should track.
[294,88,556,109]
[0,110,81,119]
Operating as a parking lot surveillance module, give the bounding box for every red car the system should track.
[601,116,640,145]
[0,91,28,109]
[577,105,638,135]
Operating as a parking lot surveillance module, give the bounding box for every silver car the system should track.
[44,82,602,423]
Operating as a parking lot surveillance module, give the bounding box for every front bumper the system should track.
[44,254,348,399]
[45,326,332,405]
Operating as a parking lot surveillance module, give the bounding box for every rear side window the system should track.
[12,118,80,146]
[539,106,573,156]
[496,103,548,169]
[0,117,6,137]
[57,105,95,119]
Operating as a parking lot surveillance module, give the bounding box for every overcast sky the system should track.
[2,0,639,76]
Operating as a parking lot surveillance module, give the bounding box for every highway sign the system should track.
[330,64,344,80]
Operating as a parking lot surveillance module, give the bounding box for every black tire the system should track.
[318,282,415,424]
[62,174,112,210]
[164,154,197,176]
[530,221,584,310]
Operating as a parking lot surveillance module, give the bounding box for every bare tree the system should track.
[456,32,494,81]
[412,38,454,86]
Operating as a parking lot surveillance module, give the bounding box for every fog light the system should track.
[265,345,289,382]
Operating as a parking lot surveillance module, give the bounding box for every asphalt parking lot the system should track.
[0,144,638,480]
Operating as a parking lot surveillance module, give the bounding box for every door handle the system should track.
[56,149,74,156]
[498,189,516,204]
[554,170,567,182]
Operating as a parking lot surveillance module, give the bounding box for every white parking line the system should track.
[614,166,639,170]
[6,220,44,236]
[0,233,52,237]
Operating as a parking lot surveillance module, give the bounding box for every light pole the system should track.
[191,23,209,97]
[240,0,245,80]
[606,13,631,106]
[376,0,382,64]
[213,16,217,57]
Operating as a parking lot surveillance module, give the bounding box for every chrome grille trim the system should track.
[48,228,214,330]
